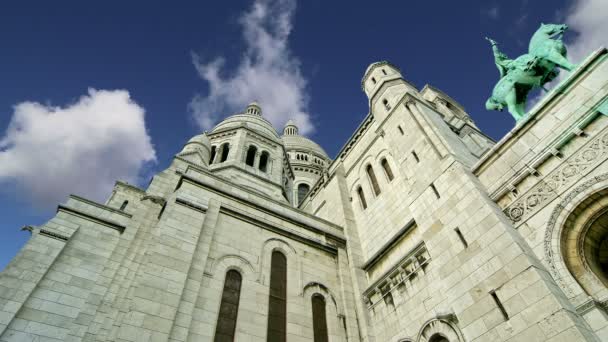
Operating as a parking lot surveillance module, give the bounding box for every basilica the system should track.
[1,49,608,342]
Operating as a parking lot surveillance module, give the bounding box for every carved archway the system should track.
[416,318,463,342]
[545,173,608,302]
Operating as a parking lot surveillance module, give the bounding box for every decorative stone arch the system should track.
[545,173,608,302]
[375,151,397,183]
[205,253,257,342]
[208,253,256,278]
[415,318,464,342]
[258,238,302,294]
[302,282,346,342]
[295,181,312,206]
[243,143,260,164]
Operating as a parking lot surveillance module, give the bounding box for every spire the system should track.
[283,119,299,136]
[245,101,262,116]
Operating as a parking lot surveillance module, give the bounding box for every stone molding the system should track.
[544,172,608,297]
[56,205,126,234]
[505,128,608,224]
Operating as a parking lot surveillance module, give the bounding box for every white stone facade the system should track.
[2,50,608,342]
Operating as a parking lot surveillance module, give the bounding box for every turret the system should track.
[361,61,419,121]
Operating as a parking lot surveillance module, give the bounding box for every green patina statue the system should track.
[485,23,577,121]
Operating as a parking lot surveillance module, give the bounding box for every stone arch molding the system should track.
[415,318,463,342]
[258,237,303,293]
[302,281,346,341]
[544,172,608,301]
[208,254,256,279]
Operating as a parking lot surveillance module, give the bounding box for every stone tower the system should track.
[1,50,608,342]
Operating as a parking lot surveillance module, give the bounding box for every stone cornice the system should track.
[57,205,126,234]
[68,194,133,218]
[176,170,346,240]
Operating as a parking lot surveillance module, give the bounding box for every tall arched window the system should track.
[220,143,230,163]
[381,158,394,182]
[267,251,287,342]
[259,151,269,172]
[311,294,329,342]
[367,165,381,196]
[119,200,128,211]
[210,145,217,164]
[214,270,242,342]
[245,145,257,166]
[357,186,367,210]
[297,183,310,206]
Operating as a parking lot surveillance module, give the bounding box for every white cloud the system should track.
[189,0,313,135]
[0,89,156,208]
[563,0,608,63]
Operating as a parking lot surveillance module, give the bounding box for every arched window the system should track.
[245,145,257,166]
[367,165,381,196]
[382,68,387,75]
[357,186,367,210]
[372,77,377,84]
[311,294,329,342]
[210,145,217,164]
[383,99,391,111]
[298,184,310,205]
[214,270,242,342]
[119,200,128,211]
[381,158,394,182]
[259,151,269,172]
[220,143,230,163]
[267,251,287,342]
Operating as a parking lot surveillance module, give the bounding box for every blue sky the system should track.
[0,0,605,269]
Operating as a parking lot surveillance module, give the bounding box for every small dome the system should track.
[281,125,330,160]
[180,133,212,162]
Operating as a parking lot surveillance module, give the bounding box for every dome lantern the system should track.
[283,119,299,136]
[245,101,262,116]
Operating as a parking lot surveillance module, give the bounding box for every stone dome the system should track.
[211,104,279,140]
[281,121,329,159]
[180,133,212,162]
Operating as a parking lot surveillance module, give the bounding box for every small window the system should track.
[245,145,257,166]
[357,186,367,209]
[383,99,391,110]
[430,183,440,199]
[311,294,329,342]
[455,227,468,248]
[490,290,509,321]
[119,200,128,211]
[220,143,230,163]
[367,165,381,196]
[298,183,310,205]
[381,159,394,181]
[398,126,404,135]
[412,151,420,163]
[372,77,377,84]
[209,145,217,164]
[259,151,269,172]
[382,69,387,75]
